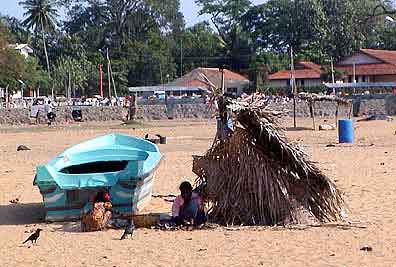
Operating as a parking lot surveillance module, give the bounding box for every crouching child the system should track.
[172,181,207,227]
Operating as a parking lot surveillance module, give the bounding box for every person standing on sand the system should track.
[44,100,56,126]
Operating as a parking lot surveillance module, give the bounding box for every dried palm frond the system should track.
[298,92,351,106]
[193,99,345,226]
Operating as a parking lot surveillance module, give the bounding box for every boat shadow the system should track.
[52,221,83,233]
[0,203,45,225]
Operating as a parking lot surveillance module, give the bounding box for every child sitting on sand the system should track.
[172,181,206,226]
[81,191,113,232]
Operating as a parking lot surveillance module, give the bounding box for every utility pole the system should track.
[220,67,225,94]
[99,64,103,97]
[353,61,356,83]
[5,85,9,108]
[290,46,296,128]
[331,57,335,84]
[106,48,111,99]
[180,38,183,77]
[109,63,117,98]
[68,71,71,100]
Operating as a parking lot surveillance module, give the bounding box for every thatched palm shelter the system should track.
[193,99,345,226]
[298,93,352,129]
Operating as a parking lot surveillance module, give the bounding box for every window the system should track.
[348,76,352,83]
[362,76,366,82]
[227,88,238,95]
[300,80,305,87]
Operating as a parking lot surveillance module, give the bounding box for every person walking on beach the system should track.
[44,100,55,126]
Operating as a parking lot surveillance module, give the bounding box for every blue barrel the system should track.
[338,119,353,143]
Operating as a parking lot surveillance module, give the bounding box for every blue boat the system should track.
[33,133,162,221]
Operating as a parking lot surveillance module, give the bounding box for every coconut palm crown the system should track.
[20,0,57,75]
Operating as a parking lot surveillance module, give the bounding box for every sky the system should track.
[0,0,266,27]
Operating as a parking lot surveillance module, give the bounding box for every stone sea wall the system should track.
[0,95,395,125]
[0,104,213,125]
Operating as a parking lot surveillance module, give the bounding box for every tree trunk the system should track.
[41,18,50,78]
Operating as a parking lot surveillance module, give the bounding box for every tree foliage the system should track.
[1,0,396,96]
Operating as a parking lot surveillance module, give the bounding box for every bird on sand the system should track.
[120,219,135,240]
[22,229,42,244]
[17,145,31,151]
[9,198,19,204]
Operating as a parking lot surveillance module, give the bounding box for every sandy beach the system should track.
[1,118,396,267]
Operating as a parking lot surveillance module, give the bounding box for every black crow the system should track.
[120,220,135,240]
[23,229,42,244]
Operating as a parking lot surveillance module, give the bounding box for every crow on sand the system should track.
[120,219,135,240]
[23,229,42,244]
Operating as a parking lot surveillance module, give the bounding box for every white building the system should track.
[9,43,34,58]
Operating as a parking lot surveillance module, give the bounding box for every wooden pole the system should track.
[291,46,296,128]
[331,57,335,84]
[5,84,9,108]
[221,67,225,94]
[335,103,339,127]
[107,48,111,99]
[109,63,117,99]
[312,103,316,131]
[99,64,103,97]
[68,71,71,100]
[180,38,183,77]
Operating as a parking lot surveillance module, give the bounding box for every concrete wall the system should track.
[1,95,396,125]
[0,104,213,125]
[268,101,352,118]
[372,75,396,82]
[267,80,288,88]
[267,79,321,89]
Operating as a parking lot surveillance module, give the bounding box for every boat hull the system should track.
[33,134,161,222]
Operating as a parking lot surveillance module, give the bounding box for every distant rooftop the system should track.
[128,86,208,93]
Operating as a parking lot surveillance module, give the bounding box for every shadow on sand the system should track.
[0,203,45,225]
[285,126,314,132]
[51,221,84,233]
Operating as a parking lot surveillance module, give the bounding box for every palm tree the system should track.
[20,0,57,78]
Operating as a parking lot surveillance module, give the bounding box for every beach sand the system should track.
[0,118,395,267]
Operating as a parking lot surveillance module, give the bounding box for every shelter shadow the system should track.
[0,203,45,225]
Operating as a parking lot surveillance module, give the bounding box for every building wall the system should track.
[267,79,321,88]
[372,75,396,82]
[338,53,381,65]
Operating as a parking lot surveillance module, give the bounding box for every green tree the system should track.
[22,57,50,95]
[196,0,253,71]
[242,0,326,60]
[20,0,57,77]
[0,15,31,44]
[176,22,223,73]
[52,51,97,97]
[0,23,26,90]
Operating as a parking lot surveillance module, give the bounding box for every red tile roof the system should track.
[360,49,396,66]
[174,79,210,88]
[170,68,250,88]
[198,68,249,81]
[268,61,321,80]
[298,61,321,71]
[269,49,396,81]
[336,63,396,76]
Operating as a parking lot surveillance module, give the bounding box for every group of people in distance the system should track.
[81,181,207,232]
